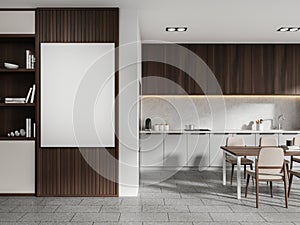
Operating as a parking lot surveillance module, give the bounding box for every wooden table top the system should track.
[221,146,300,157]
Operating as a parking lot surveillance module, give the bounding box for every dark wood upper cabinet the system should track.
[273,45,300,94]
[251,45,275,94]
[142,44,208,95]
[142,43,300,95]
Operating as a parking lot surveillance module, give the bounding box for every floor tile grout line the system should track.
[98,205,103,213]
[69,212,77,222]
[16,212,28,222]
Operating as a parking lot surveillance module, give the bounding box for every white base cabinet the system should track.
[209,133,231,167]
[187,133,209,167]
[140,134,164,166]
[0,141,35,193]
[164,134,187,167]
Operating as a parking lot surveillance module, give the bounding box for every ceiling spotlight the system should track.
[177,27,187,32]
[166,27,188,32]
[166,27,176,32]
[277,27,300,32]
[290,27,299,32]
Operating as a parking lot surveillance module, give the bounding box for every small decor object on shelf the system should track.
[26,50,35,69]
[4,62,19,70]
[14,130,20,137]
[20,129,26,137]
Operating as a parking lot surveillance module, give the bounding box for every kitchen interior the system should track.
[139,43,300,201]
[2,0,300,223]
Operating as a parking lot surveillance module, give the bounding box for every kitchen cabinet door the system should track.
[209,133,231,167]
[140,134,164,167]
[0,141,35,193]
[251,45,275,94]
[207,44,252,94]
[187,133,209,167]
[164,134,187,167]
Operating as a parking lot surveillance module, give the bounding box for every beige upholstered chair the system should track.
[226,136,254,184]
[290,136,300,169]
[245,147,288,208]
[288,136,300,196]
[259,136,278,147]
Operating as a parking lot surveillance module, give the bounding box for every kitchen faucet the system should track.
[278,114,285,130]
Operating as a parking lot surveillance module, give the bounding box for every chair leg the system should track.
[270,181,273,198]
[245,174,250,198]
[250,164,254,185]
[283,162,289,208]
[244,165,246,179]
[256,177,259,208]
[231,164,234,185]
[284,176,289,208]
[290,156,293,170]
[288,173,294,197]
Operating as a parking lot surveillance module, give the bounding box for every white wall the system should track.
[0,11,35,34]
[119,9,141,196]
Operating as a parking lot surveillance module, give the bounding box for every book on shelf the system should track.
[30,84,36,103]
[5,97,26,103]
[25,87,32,103]
[26,118,31,138]
[26,50,35,69]
[24,84,36,104]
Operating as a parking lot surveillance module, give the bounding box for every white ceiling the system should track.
[1,0,300,43]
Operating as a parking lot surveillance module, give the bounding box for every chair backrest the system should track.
[226,136,245,146]
[259,136,278,147]
[258,147,284,174]
[294,135,300,146]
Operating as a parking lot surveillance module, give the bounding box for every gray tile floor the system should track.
[1,169,300,224]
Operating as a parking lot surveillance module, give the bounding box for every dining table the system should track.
[221,146,300,199]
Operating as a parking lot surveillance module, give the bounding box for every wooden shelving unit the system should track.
[0,34,36,139]
[0,137,35,141]
[0,103,35,107]
[0,69,35,73]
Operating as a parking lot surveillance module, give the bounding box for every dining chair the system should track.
[259,136,278,147]
[226,136,254,185]
[245,147,288,208]
[287,136,300,197]
[260,136,289,180]
[290,136,300,170]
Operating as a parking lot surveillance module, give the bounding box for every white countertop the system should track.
[140,129,300,134]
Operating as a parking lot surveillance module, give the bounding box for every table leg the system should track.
[223,151,226,186]
[237,156,241,199]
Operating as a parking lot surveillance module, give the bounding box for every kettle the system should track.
[145,118,152,130]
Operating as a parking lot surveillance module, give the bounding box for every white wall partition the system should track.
[0,11,35,34]
[41,43,115,147]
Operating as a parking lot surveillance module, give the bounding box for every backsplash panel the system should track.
[141,96,300,131]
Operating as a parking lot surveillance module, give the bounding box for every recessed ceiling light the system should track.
[166,27,176,32]
[166,27,188,32]
[277,27,300,32]
[289,27,299,32]
[177,27,187,32]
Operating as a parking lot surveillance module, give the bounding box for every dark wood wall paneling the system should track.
[36,8,119,196]
[142,44,300,95]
